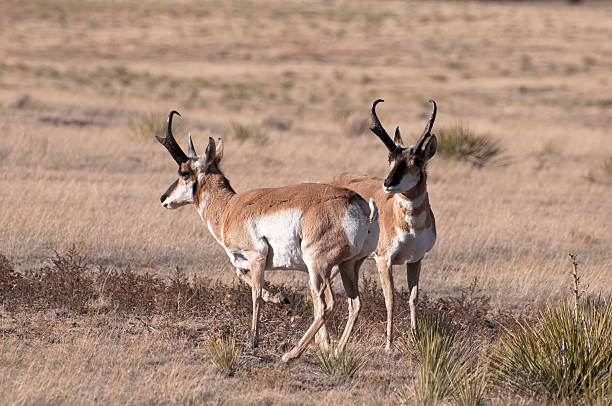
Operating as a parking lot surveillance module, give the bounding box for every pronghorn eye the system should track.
[178,171,190,178]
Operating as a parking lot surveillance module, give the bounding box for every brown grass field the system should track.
[1,0,612,404]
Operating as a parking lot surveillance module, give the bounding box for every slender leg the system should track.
[407,260,422,332]
[310,281,330,352]
[336,258,364,355]
[246,252,267,348]
[282,273,334,362]
[235,268,289,305]
[376,256,394,351]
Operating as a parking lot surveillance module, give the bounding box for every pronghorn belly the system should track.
[388,225,436,265]
[250,209,307,271]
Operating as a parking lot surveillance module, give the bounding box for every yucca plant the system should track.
[400,313,480,406]
[436,124,502,167]
[490,298,612,403]
[312,346,367,379]
[208,336,242,376]
[451,366,488,406]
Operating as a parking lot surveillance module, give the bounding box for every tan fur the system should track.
[326,171,436,350]
[160,139,378,361]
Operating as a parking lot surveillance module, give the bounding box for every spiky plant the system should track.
[490,299,612,403]
[208,336,242,376]
[401,313,480,406]
[312,346,367,379]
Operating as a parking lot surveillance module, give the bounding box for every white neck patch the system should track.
[395,192,428,211]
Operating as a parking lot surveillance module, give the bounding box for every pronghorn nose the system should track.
[160,194,168,204]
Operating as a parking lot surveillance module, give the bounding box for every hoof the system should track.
[248,333,258,349]
[277,293,290,305]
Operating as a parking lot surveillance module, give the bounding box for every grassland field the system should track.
[1,1,611,404]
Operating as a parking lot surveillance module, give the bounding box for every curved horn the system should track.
[370,99,398,152]
[415,100,437,153]
[156,110,188,165]
[187,134,197,159]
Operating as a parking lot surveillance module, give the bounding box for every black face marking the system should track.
[161,179,178,202]
[384,160,407,188]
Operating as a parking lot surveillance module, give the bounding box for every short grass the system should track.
[1,0,612,404]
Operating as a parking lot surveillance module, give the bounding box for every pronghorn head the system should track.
[370,99,438,194]
[157,111,224,209]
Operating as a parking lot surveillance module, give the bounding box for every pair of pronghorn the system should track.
[157,99,438,362]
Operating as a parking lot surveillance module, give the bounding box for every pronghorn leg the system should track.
[336,258,364,355]
[407,260,422,333]
[246,252,267,349]
[309,281,331,352]
[282,273,334,362]
[235,268,290,305]
[376,256,394,351]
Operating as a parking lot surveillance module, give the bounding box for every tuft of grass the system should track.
[312,346,367,379]
[435,124,503,167]
[538,139,562,157]
[489,298,612,403]
[208,336,242,376]
[228,121,268,145]
[129,113,166,142]
[600,157,612,176]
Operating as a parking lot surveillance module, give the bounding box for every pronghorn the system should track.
[326,99,438,350]
[157,111,379,361]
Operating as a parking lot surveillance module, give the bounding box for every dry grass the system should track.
[1,0,612,404]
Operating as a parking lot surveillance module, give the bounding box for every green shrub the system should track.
[436,124,502,167]
[490,299,612,403]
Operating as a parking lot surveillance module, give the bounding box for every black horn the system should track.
[156,110,188,165]
[414,100,437,153]
[370,99,398,152]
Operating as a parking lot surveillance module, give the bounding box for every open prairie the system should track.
[1,0,612,404]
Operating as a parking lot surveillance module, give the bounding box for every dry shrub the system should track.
[417,278,506,344]
[129,112,166,142]
[436,124,503,167]
[229,121,268,145]
[261,112,292,132]
[343,114,370,137]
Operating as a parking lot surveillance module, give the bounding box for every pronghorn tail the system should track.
[368,198,378,223]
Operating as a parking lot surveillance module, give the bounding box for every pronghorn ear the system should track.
[423,135,437,160]
[393,127,404,147]
[200,137,216,168]
[214,138,224,163]
[187,134,198,159]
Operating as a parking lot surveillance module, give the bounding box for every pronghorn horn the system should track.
[187,134,197,159]
[370,99,398,152]
[156,110,188,165]
[414,100,437,153]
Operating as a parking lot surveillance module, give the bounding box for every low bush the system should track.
[436,124,502,167]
